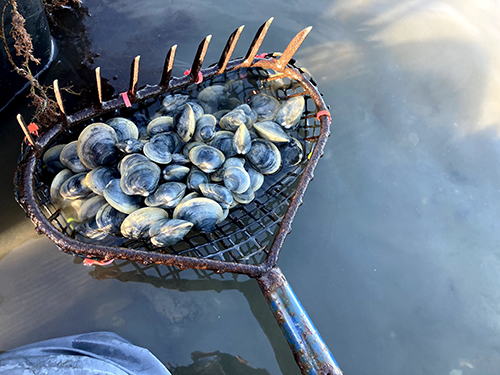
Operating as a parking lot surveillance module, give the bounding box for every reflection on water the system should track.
[3,0,500,374]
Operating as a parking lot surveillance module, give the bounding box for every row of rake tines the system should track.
[18,17,321,265]
[17,17,314,144]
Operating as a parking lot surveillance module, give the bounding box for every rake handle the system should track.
[257,267,343,375]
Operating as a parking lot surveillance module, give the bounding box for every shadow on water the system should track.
[88,261,300,375]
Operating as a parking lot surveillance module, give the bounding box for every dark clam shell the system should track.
[118,153,149,175]
[223,166,251,194]
[60,141,87,173]
[208,131,237,159]
[121,207,169,240]
[77,123,120,169]
[187,167,209,193]
[96,203,128,235]
[189,145,225,174]
[147,116,175,136]
[85,166,120,195]
[274,96,305,129]
[176,103,196,142]
[145,182,186,209]
[116,138,146,154]
[103,179,142,214]
[249,93,281,121]
[149,219,193,247]
[246,139,281,175]
[120,161,161,197]
[173,197,223,233]
[163,164,190,182]
[60,173,92,200]
[106,117,139,141]
[194,114,216,142]
[43,144,66,174]
[279,137,304,166]
[199,183,234,208]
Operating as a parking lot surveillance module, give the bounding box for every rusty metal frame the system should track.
[15,18,330,278]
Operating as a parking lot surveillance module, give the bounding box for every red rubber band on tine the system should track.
[121,92,132,108]
[83,258,114,267]
[184,69,204,84]
[24,122,39,143]
[316,110,331,124]
[255,53,267,59]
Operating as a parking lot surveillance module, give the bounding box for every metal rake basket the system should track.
[14,18,341,375]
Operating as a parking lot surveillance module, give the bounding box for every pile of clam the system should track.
[42,82,305,249]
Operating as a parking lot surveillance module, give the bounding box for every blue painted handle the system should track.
[257,267,343,375]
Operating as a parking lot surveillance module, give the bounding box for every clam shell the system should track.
[186,101,204,121]
[187,167,209,193]
[176,103,196,142]
[60,172,92,200]
[119,153,149,175]
[179,192,199,205]
[233,124,251,155]
[162,164,190,182]
[50,169,73,207]
[147,116,175,136]
[103,179,142,214]
[234,104,257,125]
[246,167,264,192]
[95,203,128,235]
[145,182,186,209]
[182,141,205,158]
[77,195,106,222]
[208,131,237,159]
[274,96,305,129]
[121,207,169,240]
[194,114,216,142]
[210,157,245,182]
[77,123,119,169]
[85,166,120,195]
[189,145,225,174]
[120,161,161,197]
[253,120,290,143]
[162,93,189,113]
[199,183,234,208]
[233,187,256,204]
[279,137,304,166]
[224,166,251,194]
[43,144,66,174]
[75,217,108,240]
[106,117,139,141]
[219,109,250,132]
[149,219,193,247]
[143,133,175,164]
[249,93,281,121]
[60,141,87,173]
[116,139,145,154]
[173,197,223,233]
[246,139,281,175]
[198,85,227,113]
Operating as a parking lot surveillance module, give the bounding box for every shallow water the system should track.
[2,0,500,374]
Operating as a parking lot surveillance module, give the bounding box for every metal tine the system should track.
[16,114,35,146]
[189,35,212,81]
[217,25,245,74]
[275,26,312,71]
[238,17,273,68]
[95,67,102,105]
[160,45,177,88]
[53,79,65,115]
[129,55,141,96]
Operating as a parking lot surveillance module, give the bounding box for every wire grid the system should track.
[19,66,323,267]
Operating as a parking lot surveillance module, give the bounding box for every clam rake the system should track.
[14,18,342,375]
